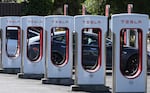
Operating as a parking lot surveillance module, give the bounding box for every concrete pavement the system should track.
[0,73,150,93]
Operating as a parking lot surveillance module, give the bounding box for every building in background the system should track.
[0,0,25,16]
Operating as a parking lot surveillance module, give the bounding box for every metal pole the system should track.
[64,4,68,16]
[82,4,86,15]
[125,4,133,46]
[105,4,111,39]
[105,4,110,17]
[128,4,133,14]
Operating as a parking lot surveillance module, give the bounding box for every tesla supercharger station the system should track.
[18,16,45,79]
[71,15,107,91]
[1,17,21,73]
[42,16,73,85]
[111,14,148,93]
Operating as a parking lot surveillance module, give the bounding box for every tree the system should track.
[22,0,150,16]
[83,0,150,16]
[84,0,106,15]
[105,0,150,16]
[16,0,25,3]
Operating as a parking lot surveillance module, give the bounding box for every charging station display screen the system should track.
[6,26,20,57]
[82,28,101,72]
[51,27,69,67]
[120,28,142,78]
[27,27,43,62]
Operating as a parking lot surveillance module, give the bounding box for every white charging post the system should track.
[111,13,148,93]
[42,15,73,85]
[18,16,45,79]
[1,17,21,74]
[71,15,108,91]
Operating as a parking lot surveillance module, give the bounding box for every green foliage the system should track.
[21,0,150,16]
[83,0,106,15]
[106,0,150,16]
[84,0,100,15]
[83,0,150,16]
[16,0,24,3]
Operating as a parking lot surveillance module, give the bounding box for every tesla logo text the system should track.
[7,20,20,24]
[52,20,69,24]
[121,19,142,24]
[82,20,101,24]
[28,20,43,24]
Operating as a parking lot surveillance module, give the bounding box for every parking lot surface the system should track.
[0,72,150,93]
